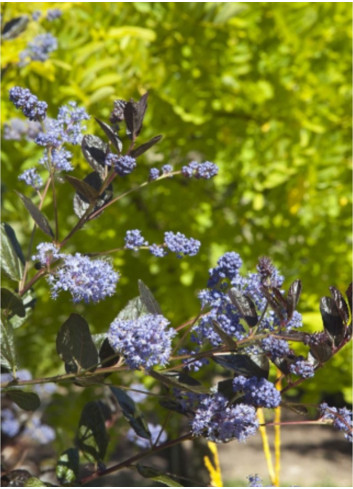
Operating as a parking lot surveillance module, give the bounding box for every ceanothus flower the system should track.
[18,168,43,190]
[32,10,41,21]
[207,252,243,287]
[19,33,57,65]
[46,8,62,21]
[3,118,41,141]
[247,474,263,487]
[149,168,160,181]
[164,231,201,258]
[182,161,218,179]
[161,164,173,174]
[47,253,119,303]
[105,154,136,176]
[232,375,281,408]
[22,415,56,444]
[9,87,47,121]
[124,229,149,250]
[149,243,168,257]
[1,409,20,438]
[191,393,259,443]
[261,336,290,360]
[289,357,315,379]
[127,423,167,449]
[320,403,352,442]
[32,242,62,266]
[108,313,176,369]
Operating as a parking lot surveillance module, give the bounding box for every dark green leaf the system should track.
[7,390,40,411]
[1,319,17,371]
[137,465,183,487]
[320,296,345,346]
[65,175,99,203]
[212,353,269,379]
[138,280,162,315]
[73,171,112,219]
[95,118,123,153]
[216,379,235,400]
[117,296,149,321]
[24,477,48,487]
[81,134,109,178]
[1,223,24,281]
[130,135,163,158]
[9,290,36,329]
[2,15,29,39]
[76,401,108,462]
[229,289,258,327]
[56,448,79,485]
[99,338,120,368]
[110,386,150,439]
[329,286,350,326]
[1,288,26,317]
[286,279,302,318]
[56,314,99,374]
[16,192,54,237]
[149,370,208,395]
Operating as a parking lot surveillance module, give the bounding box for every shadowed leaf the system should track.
[95,118,122,152]
[212,352,269,379]
[81,134,109,178]
[137,465,183,487]
[131,135,163,158]
[56,448,79,485]
[2,15,29,39]
[1,319,17,371]
[320,296,345,346]
[7,390,40,411]
[329,286,350,326]
[1,223,24,281]
[16,192,53,237]
[73,171,113,219]
[1,288,26,317]
[76,401,108,462]
[65,175,99,203]
[110,387,150,439]
[138,280,162,315]
[287,279,302,318]
[229,289,258,327]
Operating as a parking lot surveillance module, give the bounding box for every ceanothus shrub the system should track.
[1,84,352,488]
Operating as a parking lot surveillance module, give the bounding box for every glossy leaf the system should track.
[137,465,183,487]
[76,401,108,462]
[56,448,79,485]
[65,175,99,203]
[211,320,237,350]
[99,337,120,368]
[260,285,287,320]
[212,352,269,379]
[9,290,36,329]
[320,296,345,346]
[138,280,162,315]
[56,314,99,374]
[110,386,150,439]
[329,286,350,326]
[1,319,17,371]
[116,296,149,321]
[95,118,123,153]
[81,134,109,178]
[228,289,258,327]
[7,390,40,411]
[309,337,333,363]
[149,370,207,394]
[73,171,113,219]
[2,15,29,39]
[16,192,54,238]
[1,223,24,281]
[286,279,302,318]
[130,135,163,158]
[1,288,26,317]
[124,92,148,139]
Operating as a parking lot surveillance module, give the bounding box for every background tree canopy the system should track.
[1,2,352,405]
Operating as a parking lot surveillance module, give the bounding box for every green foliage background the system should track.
[1,1,352,408]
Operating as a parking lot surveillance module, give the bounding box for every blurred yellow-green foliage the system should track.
[1,2,352,403]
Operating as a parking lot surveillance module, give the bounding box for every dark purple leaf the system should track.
[287,279,302,318]
[212,353,269,379]
[65,175,99,203]
[229,289,258,327]
[95,118,122,153]
[81,134,109,178]
[211,320,237,350]
[73,172,113,219]
[2,16,29,40]
[130,135,163,158]
[260,285,287,320]
[320,296,345,346]
[345,283,352,315]
[1,288,25,317]
[124,92,148,140]
[329,286,350,326]
[16,192,54,237]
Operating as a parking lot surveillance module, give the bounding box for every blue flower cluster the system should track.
[108,313,176,369]
[22,415,56,444]
[247,475,263,487]
[191,393,259,442]
[1,408,20,437]
[289,357,315,379]
[47,253,119,303]
[261,336,290,360]
[32,242,62,266]
[9,87,48,121]
[208,252,243,287]
[124,229,148,250]
[127,422,167,449]
[105,153,137,176]
[232,375,281,408]
[19,33,57,66]
[149,168,160,181]
[182,161,218,179]
[149,243,168,257]
[164,231,201,258]
[320,403,352,442]
[18,168,43,190]
[46,8,62,21]
[3,118,41,141]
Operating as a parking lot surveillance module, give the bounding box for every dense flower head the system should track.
[149,243,168,257]
[164,231,201,258]
[286,310,303,330]
[127,423,167,449]
[108,313,176,369]
[18,168,43,190]
[32,242,63,266]
[39,147,73,172]
[257,256,280,287]
[262,336,290,360]
[32,10,41,20]
[124,229,149,250]
[289,357,315,378]
[232,375,281,408]
[1,409,20,438]
[47,253,119,303]
[208,252,243,287]
[19,33,57,65]
[9,87,48,121]
[3,118,41,141]
[149,168,160,181]
[320,403,352,442]
[178,347,209,372]
[182,161,218,179]
[191,393,259,442]
[110,99,127,123]
[46,8,62,21]
[22,415,56,444]
[162,164,173,174]
[105,154,136,176]
[247,475,263,487]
